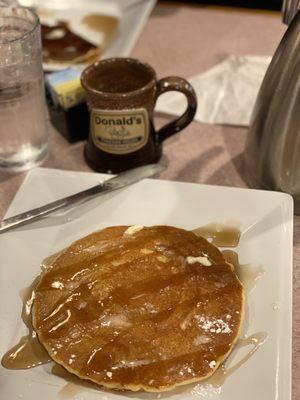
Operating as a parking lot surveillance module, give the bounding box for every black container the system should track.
[46,86,89,143]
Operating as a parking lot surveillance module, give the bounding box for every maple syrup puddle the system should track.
[1,223,266,397]
[189,331,268,396]
[0,252,62,370]
[192,223,241,247]
[1,277,51,369]
[222,250,264,295]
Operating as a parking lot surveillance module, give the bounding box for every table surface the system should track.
[0,2,298,399]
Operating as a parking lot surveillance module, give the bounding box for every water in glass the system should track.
[0,7,48,171]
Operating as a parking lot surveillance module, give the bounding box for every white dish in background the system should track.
[19,0,156,71]
[0,167,293,400]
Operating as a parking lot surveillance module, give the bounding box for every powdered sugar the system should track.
[195,315,232,334]
[51,281,64,289]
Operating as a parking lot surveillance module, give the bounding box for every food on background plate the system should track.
[41,21,100,64]
[32,225,244,392]
[40,13,119,64]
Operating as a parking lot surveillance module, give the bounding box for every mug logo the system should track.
[91,109,149,155]
[95,116,143,126]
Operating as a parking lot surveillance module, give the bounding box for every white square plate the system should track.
[0,168,293,400]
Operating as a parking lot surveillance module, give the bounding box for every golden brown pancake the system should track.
[32,225,244,392]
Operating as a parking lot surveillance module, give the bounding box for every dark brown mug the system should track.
[81,57,197,173]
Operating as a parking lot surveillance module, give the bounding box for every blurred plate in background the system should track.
[19,0,156,71]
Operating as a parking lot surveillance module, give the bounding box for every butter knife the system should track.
[0,163,164,234]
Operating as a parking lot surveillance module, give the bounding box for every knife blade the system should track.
[0,163,164,234]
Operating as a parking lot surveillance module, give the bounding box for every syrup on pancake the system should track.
[32,225,244,391]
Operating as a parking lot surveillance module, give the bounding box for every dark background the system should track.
[161,1,283,10]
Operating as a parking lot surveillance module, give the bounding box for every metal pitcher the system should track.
[245,0,300,213]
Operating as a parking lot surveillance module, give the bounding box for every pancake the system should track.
[41,21,100,64]
[41,15,118,65]
[32,225,244,392]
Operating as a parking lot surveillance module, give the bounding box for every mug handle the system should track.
[155,76,197,143]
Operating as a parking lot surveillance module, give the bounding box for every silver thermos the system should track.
[245,0,300,213]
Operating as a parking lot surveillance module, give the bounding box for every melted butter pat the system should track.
[186,256,212,266]
[157,255,169,263]
[141,248,154,255]
[99,314,131,328]
[124,225,144,235]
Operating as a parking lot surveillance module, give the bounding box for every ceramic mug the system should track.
[81,57,197,173]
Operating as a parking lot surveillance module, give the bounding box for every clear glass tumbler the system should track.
[0,7,48,171]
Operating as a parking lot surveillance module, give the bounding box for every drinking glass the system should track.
[0,7,48,171]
